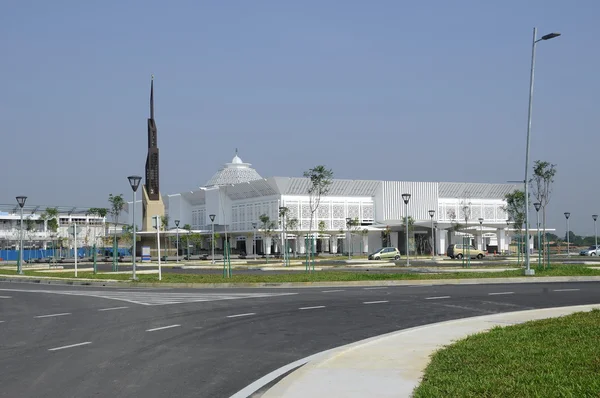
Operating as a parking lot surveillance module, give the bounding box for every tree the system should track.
[183,224,192,259]
[108,194,125,268]
[530,160,557,267]
[89,207,107,257]
[161,215,170,256]
[287,218,299,257]
[303,165,333,271]
[259,214,277,262]
[381,225,391,247]
[41,207,59,262]
[318,220,327,253]
[402,216,416,255]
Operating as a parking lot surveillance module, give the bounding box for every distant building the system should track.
[126,152,523,256]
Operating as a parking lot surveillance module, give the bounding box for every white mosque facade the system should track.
[125,153,523,256]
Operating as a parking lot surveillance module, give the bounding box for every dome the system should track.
[204,151,263,187]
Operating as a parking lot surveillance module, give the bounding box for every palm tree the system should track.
[108,194,125,270]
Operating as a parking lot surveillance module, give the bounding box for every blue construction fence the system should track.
[0,247,131,262]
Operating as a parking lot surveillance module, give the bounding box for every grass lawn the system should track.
[0,264,599,284]
[413,309,600,398]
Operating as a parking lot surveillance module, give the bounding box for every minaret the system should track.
[142,75,165,232]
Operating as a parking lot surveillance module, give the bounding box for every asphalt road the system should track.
[1,280,599,398]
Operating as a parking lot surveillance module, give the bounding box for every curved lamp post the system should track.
[593,214,598,254]
[127,175,141,280]
[252,222,257,260]
[402,193,411,266]
[523,28,561,276]
[478,218,484,252]
[16,196,27,275]
[174,219,180,263]
[345,217,352,260]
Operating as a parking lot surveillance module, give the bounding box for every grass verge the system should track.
[0,264,599,283]
[413,309,600,398]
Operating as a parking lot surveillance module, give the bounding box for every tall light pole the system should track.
[428,210,435,258]
[345,217,352,260]
[593,215,598,253]
[127,175,141,280]
[209,214,216,264]
[16,196,27,275]
[402,193,411,266]
[564,212,570,257]
[534,203,541,267]
[252,222,257,260]
[279,207,288,267]
[174,219,180,263]
[523,28,561,276]
[478,218,484,252]
[152,215,162,281]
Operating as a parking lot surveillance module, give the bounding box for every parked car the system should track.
[447,244,485,259]
[368,247,401,260]
[579,245,600,256]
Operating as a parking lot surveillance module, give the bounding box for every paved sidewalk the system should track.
[258,304,600,398]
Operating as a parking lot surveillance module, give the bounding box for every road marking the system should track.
[425,296,451,300]
[0,296,12,299]
[35,313,71,319]
[364,287,388,290]
[363,300,389,305]
[488,292,514,296]
[146,324,181,332]
[553,288,580,292]
[226,313,256,318]
[98,306,129,311]
[321,290,344,293]
[48,342,91,351]
[299,306,326,310]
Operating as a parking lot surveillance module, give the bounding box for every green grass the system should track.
[0,264,599,284]
[413,310,600,398]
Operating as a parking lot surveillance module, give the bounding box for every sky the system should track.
[1,0,598,236]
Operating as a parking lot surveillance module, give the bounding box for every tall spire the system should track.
[150,74,154,120]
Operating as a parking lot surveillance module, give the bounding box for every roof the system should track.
[204,153,263,187]
[0,204,104,216]
[271,177,380,197]
[438,182,521,199]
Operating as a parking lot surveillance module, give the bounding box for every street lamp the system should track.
[252,222,257,260]
[16,196,27,275]
[345,217,352,260]
[174,219,180,263]
[564,212,570,257]
[279,207,288,267]
[534,203,541,267]
[428,210,435,258]
[402,193,411,266]
[478,218,484,252]
[593,215,598,253]
[127,175,141,280]
[209,214,216,264]
[506,218,511,255]
[523,28,561,276]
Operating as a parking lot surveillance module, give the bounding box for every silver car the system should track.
[579,245,600,256]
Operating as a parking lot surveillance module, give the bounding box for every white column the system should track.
[265,237,272,255]
[437,230,447,255]
[330,235,338,254]
[273,239,279,254]
[496,229,506,255]
[362,234,369,254]
[297,236,305,254]
[244,237,251,255]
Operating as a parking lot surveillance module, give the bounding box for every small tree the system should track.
[259,214,277,262]
[318,220,327,253]
[161,215,170,256]
[108,194,125,268]
[303,165,333,271]
[89,207,107,258]
[530,160,557,267]
[287,218,299,257]
[41,207,59,262]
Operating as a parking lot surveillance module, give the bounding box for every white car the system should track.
[579,245,600,256]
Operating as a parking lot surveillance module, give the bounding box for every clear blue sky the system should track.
[1,0,598,236]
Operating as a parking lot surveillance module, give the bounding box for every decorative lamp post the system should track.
[533,203,542,267]
[564,212,570,257]
[16,196,27,275]
[523,28,561,276]
[593,215,598,253]
[428,210,435,258]
[279,207,288,267]
[402,193,411,266]
[345,217,352,260]
[252,222,257,260]
[174,219,180,263]
[127,175,141,280]
[209,214,216,264]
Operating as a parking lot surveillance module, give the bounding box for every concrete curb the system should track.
[2,275,600,289]
[248,304,600,398]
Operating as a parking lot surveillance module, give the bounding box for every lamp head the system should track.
[252,222,257,229]
[533,202,541,212]
[478,217,483,225]
[175,219,180,227]
[16,196,27,208]
[428,209,435,218]
[594,215,598,222]
[209,214,216,223]
[564,212,570,220]
[541,32,561,40]
[401,193,411,204]
[127,175,142,192]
